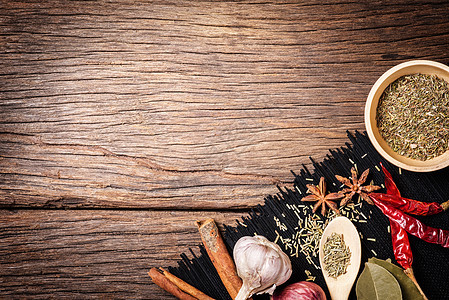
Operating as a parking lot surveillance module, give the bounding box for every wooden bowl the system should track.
[365,60,449,172]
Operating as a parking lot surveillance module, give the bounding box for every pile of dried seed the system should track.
[376,73,449,161]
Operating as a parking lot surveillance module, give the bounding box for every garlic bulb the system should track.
[233,235,292,300]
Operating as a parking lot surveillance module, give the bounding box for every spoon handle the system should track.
[330,289,350,300]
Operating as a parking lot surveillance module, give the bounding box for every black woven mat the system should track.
[169,131,449,300]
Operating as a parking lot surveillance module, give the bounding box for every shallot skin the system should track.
[272,281,326,300]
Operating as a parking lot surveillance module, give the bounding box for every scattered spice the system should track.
[278,188,372,270]
[274,210,329,269]
[274,216,288,231]
[322,232,351,278]
[376,73,449,161]
[304,270,316,282]
[339,201,367,224]
[302,177,344,215]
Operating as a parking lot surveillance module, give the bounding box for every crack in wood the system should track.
[0,132,285,185]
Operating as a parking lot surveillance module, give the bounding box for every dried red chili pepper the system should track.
[389,220,428,299]
[369,163,449,215]
[370,193,446,216]
[389,220,413,270]
[380,162,401,197]
[389,219,429,299]
[369,163,432,299]
[370,196,449,248]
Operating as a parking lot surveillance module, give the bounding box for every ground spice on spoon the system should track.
[322,232,351,279]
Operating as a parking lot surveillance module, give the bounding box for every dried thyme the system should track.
[376,73,449,160]
[323,232,351,278]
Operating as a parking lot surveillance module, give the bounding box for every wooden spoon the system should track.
[319,216,361,300]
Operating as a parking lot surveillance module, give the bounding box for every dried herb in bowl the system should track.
[376,73,449,161]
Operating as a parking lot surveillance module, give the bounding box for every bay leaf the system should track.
[356,262,402,300]
[368,257,424,300]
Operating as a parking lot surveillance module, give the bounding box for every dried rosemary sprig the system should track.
[323,232,351,278]
[376,73,449,161]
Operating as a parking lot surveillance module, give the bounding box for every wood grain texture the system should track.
[2,0,448,208]
[1,1,449,299]
[0,209,242,299]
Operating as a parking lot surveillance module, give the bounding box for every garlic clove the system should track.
[233,235,292,300]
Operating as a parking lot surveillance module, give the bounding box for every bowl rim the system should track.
[364,60,449,172]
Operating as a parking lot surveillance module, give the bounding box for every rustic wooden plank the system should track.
[0,209,242,299]
[0,132,285,209]
[1,0,449,208]
[1,1,449,299]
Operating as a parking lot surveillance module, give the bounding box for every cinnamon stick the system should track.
[160,268,215,300]
[196,218,243,300]
[148,267,197,300]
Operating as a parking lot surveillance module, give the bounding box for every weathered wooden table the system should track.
[1,1,448,298]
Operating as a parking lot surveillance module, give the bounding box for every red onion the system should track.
[272,281,326,300]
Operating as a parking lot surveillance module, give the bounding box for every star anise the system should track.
[302,177,344,215]
[335,167,381,206]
